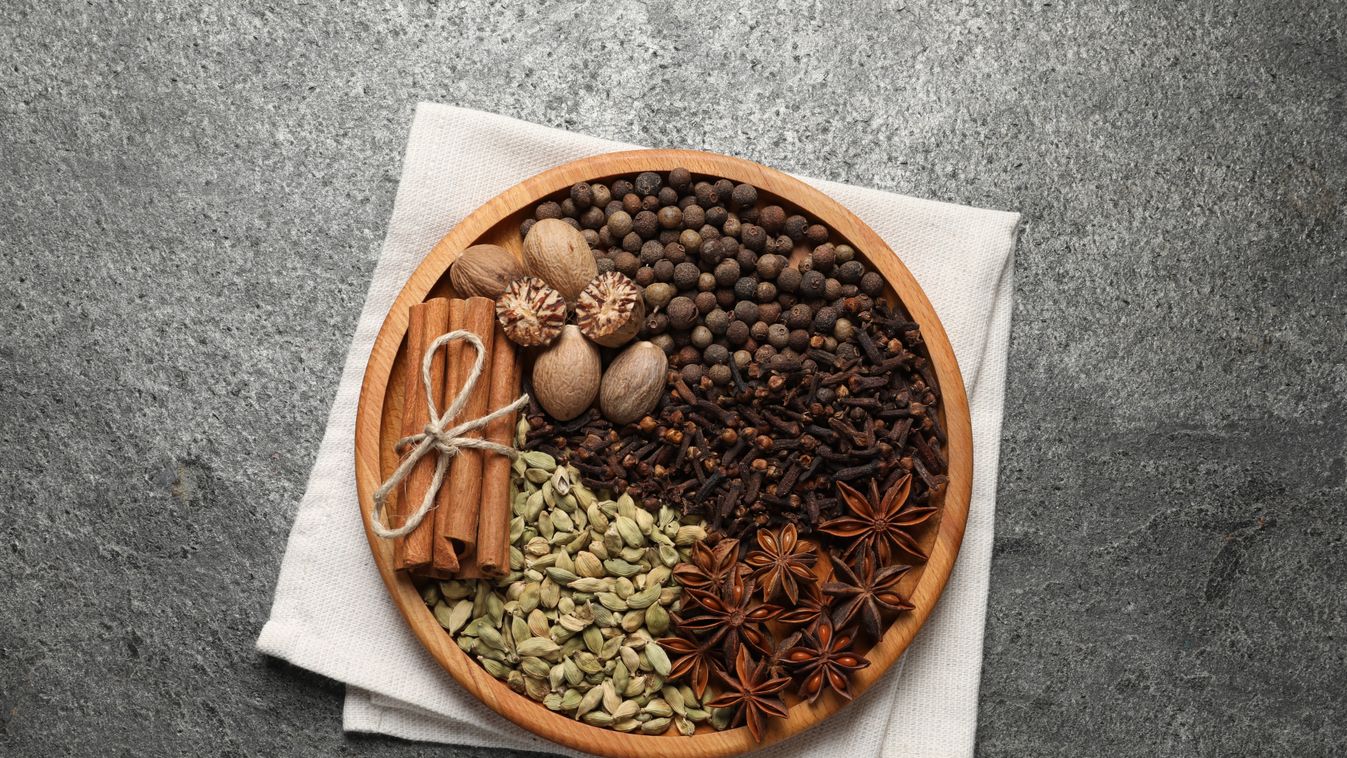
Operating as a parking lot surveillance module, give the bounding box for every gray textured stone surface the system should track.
[2,1,1344,755]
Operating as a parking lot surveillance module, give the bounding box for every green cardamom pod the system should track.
[581,711,613,727]
[559,689,583,711]
[675,715,695,736]
[641,717,671,735]
[602,558,641,578]
[519,656,551,679]
[551,508,575,532]
[658,544,680,567]
[520,450,556,471]
[644,604,670,635]
[515,636,561,658]
[634,508,655,534]
[612,660,629,695]
[661,685,686,716]
[625,586,661,610]
[582,625,604,655]
[542,692,564,711]
[614,516,645,547]
[616,493,637,520]
[480,658,510,679]
[644,641,671,676]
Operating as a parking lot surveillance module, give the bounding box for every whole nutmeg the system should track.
[575,271,645,348]
[599,341,669,424]
[532,325,601,421]
[496,276,567,347]
[522,219,598,301]
[450,244,524,300]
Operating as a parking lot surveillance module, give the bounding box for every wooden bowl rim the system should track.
[353,149,973,758]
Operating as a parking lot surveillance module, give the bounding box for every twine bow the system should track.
[370,330,529,539]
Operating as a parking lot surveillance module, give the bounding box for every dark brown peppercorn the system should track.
[678,195,696,209]
[824,278,843,301]
[613,251,640,277]
[860,271,885,297]
[758,205,786,233]
[715,288,737,309]
[658,230,680,244]
[673,262,701,290]
[669,167,693,193]
[735,248,758,272]
[767,323,789,349]
[664,242,687,264]
[834,243,856,263]
[812,306,839,332]
[642,195,661,212]
[713,179,735,202]
[593,256,616,275]
[785,303,813,329]
[607,210,633,238]
[562,217,581,230]
[730,183,757,209]
[755,253,784,280]
[772,234,795,256]
[570,182,593,210]
[783,214,809,240]
[682,204,705,229]
[591,184,612,208]
[733,276,759,301]
[835,342,860,362]
[805,223,829,245]
[640,240,665,265]
[722,214,741,239]
[621,231,642,253]
[658,186,679,207]
[777,267,802,293]
[654,259,675,282]
[693,290,717,314]
[703,343,729,365]
[635,172,662,196]
[788,328,810,352]
[754,344,777,363]
[698,273,716,292]
[580,206,605,229]
[675,345,701,367]
[680,363,703,385]
[699,224,721,243]
[633,211,659,239]
[668,296,698,330]
[757,302,782,324]
[536,201,563,220]
[741,224,767,252]
[645,311,669,335]
[800,270,826,298]
[597,227,612,247]
[657,206,683,230]
[651,334,675,355]
[700,238,726,266]
[560,198,577,218]
[836,260,864,285]
[519,218,536,238]
[694,182,719,207]
[604,200,623,217]
[705,206,728,228]
[708,364,732,386]
[811,244,836,273]
[705,309,731,335]
[635,266,656,287]
[622,193,642,215]
[678,229,702,253]
[749,320,770,342]
[714,259,741,287]
[756,281,777,303]
[725,319,749,346]
[611,179,634,198]
[582,229,600,246]
[733,299,760,323]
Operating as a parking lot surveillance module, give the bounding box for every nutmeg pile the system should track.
[448,168,949,742]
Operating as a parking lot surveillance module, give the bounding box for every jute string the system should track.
[370,330,529,539]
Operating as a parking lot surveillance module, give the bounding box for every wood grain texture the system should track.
[354,150,973,758]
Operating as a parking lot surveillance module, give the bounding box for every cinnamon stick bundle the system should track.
[432,296,495,576]
[395,298,451,575]
[476,321,523,577]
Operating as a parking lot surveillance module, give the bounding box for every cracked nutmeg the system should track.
[495,276,567,347]
[575,271,645,348]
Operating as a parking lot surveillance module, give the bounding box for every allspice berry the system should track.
[834,243,856,263]
[667,296,698,330]
[705,309,731,335]
[682,204,705,229]
[730,183,757,209]
[725,319,749,346]
[536,201,563,220]
[658,186,679,207]
[811,244,836,273]
[805,223,829,244]
[708,364,732,386]
[741,224,767,252]
[786,303,813,329]
[834,318,856,341]
[613,251,640,277]
[767,323,789,349]
[800,270,826,298]
[673,262,701,291]
[733,299,759,324]
[678,228,702,252]
[784,214,809,240]
[714,259,741,287]
[635,172,663,196]
[837,260,865,285]
[643,282,675,310]
[733,276,759,301]
[570,182,593,210]
[757,302,782,324]
[813,306,839,333]
[759,205,786,233]
[777,266,802,293]
[703,343,729,365]
[658,206,683,229]
[860,271,885,297]
[693,291,717,315]
[669,167,693,193]
[607,210,634,238]
[633,210,659,239]
[698,273,716,292]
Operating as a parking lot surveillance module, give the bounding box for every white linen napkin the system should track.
[257,102,1019,758]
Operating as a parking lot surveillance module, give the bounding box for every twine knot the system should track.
[370,330,529,539]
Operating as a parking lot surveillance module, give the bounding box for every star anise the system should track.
[676,571,781,656]
[783,620,871,704]
[672,536,743,594]
[706,645,790,743]
[659,633,724,699]
[777,581,833,632]
[743,522,817,603]
[822,555,915,640]
[819,474,936,565]
[763,630,803,680]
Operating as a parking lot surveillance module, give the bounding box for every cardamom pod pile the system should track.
[417,420,723,736]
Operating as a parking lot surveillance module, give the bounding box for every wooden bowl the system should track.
[354,150,972,757]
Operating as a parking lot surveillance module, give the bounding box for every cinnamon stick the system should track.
[476,321,523,577]
[396,298,451,575]
[433,296,496,574]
